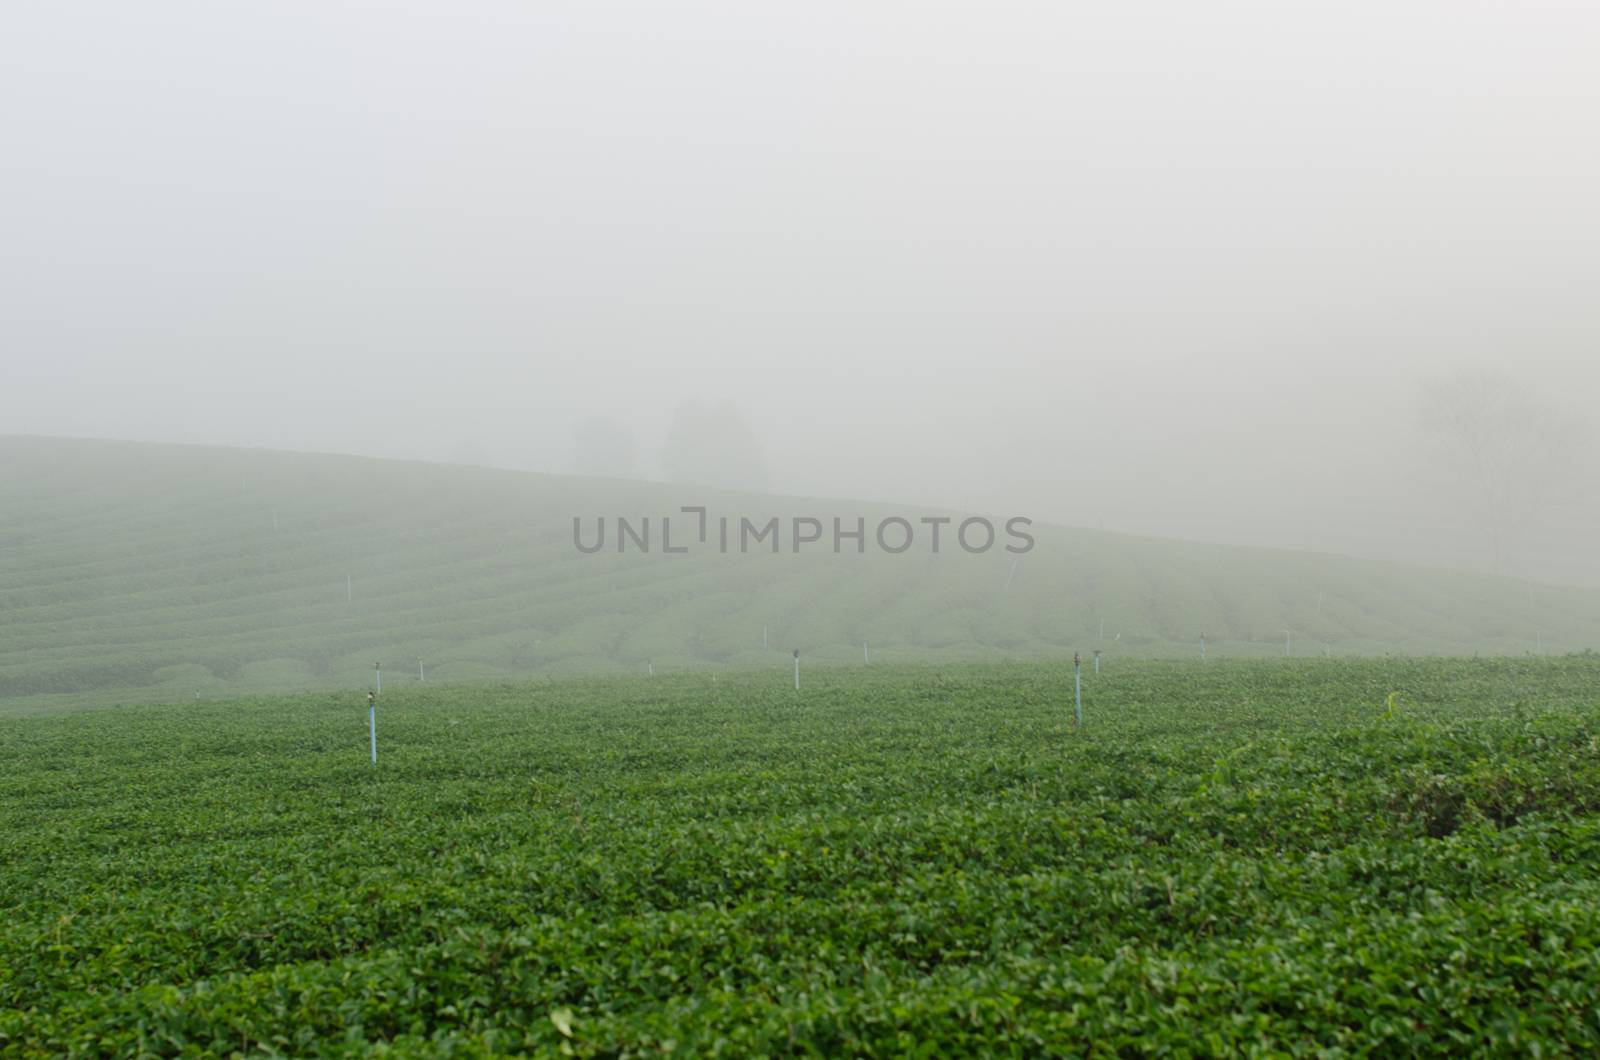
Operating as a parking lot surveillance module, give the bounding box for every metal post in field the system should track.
[793,649,800,691]
[863,640,870,664]
[1073,652,1083,728]
[374,661,382,694]
[418,657,425,682]
[648,660,654,677]
[1093,649,1101,674]
[367,691,377,766]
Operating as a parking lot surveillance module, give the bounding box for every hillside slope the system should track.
[3,436,1597,709]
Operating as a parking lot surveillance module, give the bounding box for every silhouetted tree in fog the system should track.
[660,399,768,492]
[1418,368,1586,573]
[444,439,494,468]
[571,416,638,478]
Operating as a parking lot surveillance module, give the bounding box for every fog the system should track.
[4,1,1598,584]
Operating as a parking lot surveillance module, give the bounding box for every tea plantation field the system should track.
[4,657,1600,1055]
[7,435,1600,712]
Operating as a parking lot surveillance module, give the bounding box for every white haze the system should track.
[3,1,1598,583]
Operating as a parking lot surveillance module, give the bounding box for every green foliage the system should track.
[5,437,1600,710]
[3,658,1600,1054]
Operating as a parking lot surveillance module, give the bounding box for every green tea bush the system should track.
[3,658,1599,1054]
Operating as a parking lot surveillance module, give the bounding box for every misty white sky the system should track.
[3,1,1598,580]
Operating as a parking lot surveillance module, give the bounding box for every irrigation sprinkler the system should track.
[1073,653,1083,728]
[367,691,377,766]
[793,649,800,691]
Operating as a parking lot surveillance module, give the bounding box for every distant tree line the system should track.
[571,398,768,492]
